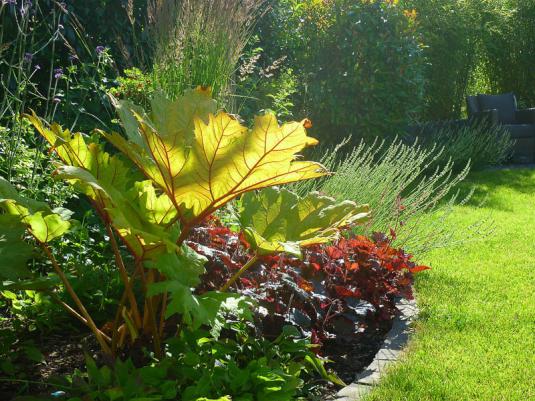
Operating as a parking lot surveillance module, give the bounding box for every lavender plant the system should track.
[291,137,491,255]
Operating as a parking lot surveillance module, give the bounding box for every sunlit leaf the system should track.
[22,211,71,243]
[106,88,328,226]
[55,165,177,259]
[239,187,369,257]
[0,178,71,243]
[0,214,34,280]
[27,115,177,258]
[409,265,431,273]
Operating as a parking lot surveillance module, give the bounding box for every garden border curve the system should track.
[329,297,419,401]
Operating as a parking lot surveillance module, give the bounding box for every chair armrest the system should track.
[469,109,499,125]
[516,108,535,124]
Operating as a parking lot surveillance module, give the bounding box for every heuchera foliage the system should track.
[189,217,429,346]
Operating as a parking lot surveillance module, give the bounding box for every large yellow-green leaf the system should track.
[23,211,71,243]
[27,114,177,258]
[0,214,34,280]
[240,187,370,257]
[0,178,71,243]
[105,88,328,226]
[133,181,177,225]
[55,165,177,259]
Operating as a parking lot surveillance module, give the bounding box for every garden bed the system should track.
[1,295,420,401]
[0,86,429,401]
[0,311,394,399]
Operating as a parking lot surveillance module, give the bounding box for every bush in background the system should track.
[479,0,535,108]
[399,0,481,120]
[401,0,535,120]
[249,0,425,143]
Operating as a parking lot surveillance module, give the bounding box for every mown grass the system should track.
[365,168,535,401]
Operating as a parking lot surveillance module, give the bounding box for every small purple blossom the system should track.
[52,97,61,104]
[68,53,79,62]
[95,46,106,55]
[23,52,33,62]
[53,67,63,79]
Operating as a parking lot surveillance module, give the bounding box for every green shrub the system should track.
[252,0,425,142]
[9,88,326,358]
[399,0,481,119]
[291,138,488,255]
[479,0,535,107]
[0,119,122,335]
[109,67,155,110]
[0,118,72,206]
[401,0,535,119]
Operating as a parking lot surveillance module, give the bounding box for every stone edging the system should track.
[331,297,419,401]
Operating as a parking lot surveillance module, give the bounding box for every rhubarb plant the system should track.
[19,87,327,357]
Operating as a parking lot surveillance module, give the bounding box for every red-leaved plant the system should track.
[188,217,430,346]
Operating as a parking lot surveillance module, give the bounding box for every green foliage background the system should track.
[247,0,535,137]
[401,0,535,119]
[250,0,425,142]
[6,0,532,134]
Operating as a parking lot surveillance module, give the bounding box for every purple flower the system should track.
[53,67,63,79]
[68,53,79,62]
[52,97,61,104]
[95,45,106,55]
[23,52,33,62]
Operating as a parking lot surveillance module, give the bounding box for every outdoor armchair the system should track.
[467,93,535,163]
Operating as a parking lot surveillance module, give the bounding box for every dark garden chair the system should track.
[467,93,535,163]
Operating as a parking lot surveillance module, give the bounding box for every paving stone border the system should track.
[330,297,419,401]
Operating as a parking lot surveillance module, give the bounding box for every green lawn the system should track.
[365,168,535,401]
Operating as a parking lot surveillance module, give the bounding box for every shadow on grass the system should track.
[459,168,535,211]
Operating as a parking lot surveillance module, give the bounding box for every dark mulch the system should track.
[324,320,392,384]
[316,320,392,399]
[0,332,99,399]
